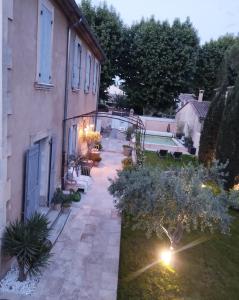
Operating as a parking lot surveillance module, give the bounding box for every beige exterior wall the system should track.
[176,104,202,154]
[1,0,101,275]
[140,116,177,134]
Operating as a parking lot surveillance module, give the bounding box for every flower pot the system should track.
[93,161,100,167]
[52,203,61,211]
[61,205,71,214]
[123,145,133,157]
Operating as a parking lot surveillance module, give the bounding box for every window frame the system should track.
[36,0,54,87]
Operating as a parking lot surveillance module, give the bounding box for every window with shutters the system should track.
[36,0,54,86]
[84,52,92,93]
[92,59,99,94]
[72,38,82,90]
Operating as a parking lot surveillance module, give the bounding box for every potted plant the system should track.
[69,189,81,202]
[61,193,72,213]
[125,126,134,141]
[95,142,103,151]
[2,213,51,282]
[93,156,102,167]
[122,157,133,170]
[122,144,133,157]
[51,188,64,210]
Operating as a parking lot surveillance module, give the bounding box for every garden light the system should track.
[160,248,173,265]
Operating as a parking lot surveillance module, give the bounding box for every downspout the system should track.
[61,19,82,189]
[94,64,102,130]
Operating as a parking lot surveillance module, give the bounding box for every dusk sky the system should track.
[77,0,239,44]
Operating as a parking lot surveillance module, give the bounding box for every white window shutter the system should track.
[39,3,53,84]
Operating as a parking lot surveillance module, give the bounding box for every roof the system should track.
[178,93,197,103]
[190,100,210,119]
[177,100,210,120]
[54,0,106,62]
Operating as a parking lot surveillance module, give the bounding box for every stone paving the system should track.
[0,148,123,300]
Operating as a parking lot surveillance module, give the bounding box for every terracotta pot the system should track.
[123,145,133,157]
[93,161,100,167]
[53,203,61,211]
[61,205,71,214]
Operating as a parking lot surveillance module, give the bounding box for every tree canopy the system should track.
[80,1,238,114]
[80,0,124,100]
[119,18,199,114]
[109,162,238,247]
[194,35,239,100]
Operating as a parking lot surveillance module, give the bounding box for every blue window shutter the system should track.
[72,40,78,88]
[24,144,40,221]
[72,40,81,89]
[68,127,73,155]
[39,4,53,84]
[77,44,82,89]
[84,53,91,93]
[93,60,98,94]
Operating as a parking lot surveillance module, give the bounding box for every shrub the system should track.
[109,161,239,248]
[125,127,134,141]
[51,188,65,205]
[122,157,133,170]
[2,213,52,282]
[68,190,81,202]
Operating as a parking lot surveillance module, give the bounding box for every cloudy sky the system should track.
[77,0,239,44]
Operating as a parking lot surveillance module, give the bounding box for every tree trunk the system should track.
[171,223,184,248]
[18,265,27,282]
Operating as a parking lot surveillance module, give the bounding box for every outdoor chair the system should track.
[157,149,168,158]
[173,151,182,160]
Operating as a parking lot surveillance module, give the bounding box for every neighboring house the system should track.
[177,93,197,109]
[176,91,210,154]
[0,0,104,275]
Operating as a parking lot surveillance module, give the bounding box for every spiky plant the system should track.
[2,213,52,282]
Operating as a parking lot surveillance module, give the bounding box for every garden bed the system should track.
[117,151,239,299]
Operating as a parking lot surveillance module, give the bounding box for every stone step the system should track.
[49,209,71,245]
[46,209,60,229]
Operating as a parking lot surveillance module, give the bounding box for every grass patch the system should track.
[144,150,197,169]
[117,151,239,300]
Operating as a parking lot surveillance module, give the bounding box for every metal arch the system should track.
[64,110,146,156]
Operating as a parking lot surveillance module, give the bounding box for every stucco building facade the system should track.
[1,0,104,275]
[176,92,210,154]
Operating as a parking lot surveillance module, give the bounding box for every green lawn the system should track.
[117,151,239,300]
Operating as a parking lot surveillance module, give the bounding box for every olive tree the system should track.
[109,162,238,248]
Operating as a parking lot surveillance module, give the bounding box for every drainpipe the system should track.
[94,64,102,130]
[61,19,82,189]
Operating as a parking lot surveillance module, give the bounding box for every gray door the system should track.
[24,144,40,220]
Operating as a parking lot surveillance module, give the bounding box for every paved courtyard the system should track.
[1,147,123,300]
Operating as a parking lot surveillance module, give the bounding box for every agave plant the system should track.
[2,213,52,282]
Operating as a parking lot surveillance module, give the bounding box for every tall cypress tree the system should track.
[199,43,239,188]
[198,89,226,165]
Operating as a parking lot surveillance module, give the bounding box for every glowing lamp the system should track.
[160,249,173,265]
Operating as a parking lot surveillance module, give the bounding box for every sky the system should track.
[77,0,239,44]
